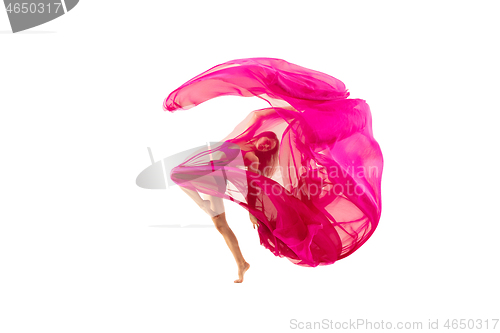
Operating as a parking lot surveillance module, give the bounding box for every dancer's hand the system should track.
[249,213,260,229]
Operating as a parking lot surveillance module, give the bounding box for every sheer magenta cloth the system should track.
[164,58,383,267]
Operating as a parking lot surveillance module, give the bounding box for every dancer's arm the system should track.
[244,108,278,131]
[253,105,295,119]
[246,152,260,208]
[253,107,277,119]
[245,153,261,228]
[247,106,294,130]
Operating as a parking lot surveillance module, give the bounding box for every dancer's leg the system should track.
[178,170,249,281]
[179,186,217,217]
[211,212,250,283]
[203,193,225,217]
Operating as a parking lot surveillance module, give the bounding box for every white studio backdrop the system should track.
[1,1,499,332]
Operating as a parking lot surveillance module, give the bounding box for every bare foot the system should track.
[234,262,250,283]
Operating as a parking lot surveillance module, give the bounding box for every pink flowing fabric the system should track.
[164,58,383,267]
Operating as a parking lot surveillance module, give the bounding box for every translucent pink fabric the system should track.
[164,58,383,267]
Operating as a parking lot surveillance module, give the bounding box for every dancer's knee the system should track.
[212,214,228,232]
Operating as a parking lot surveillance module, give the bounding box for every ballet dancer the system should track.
[176,121,279,283]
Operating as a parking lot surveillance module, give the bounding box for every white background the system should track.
[1,1,499,332]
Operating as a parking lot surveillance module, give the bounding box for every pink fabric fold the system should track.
[165,57,383,267]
